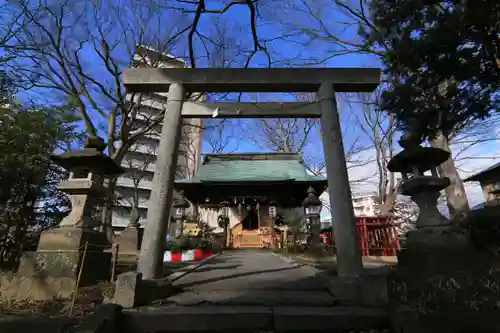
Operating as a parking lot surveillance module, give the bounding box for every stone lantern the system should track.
[173,190,190,237]
[14,136,124,300]
[50,136,124,229]
[219,200,231,248]
[302,186,323,247]
[40,138,123,263]
[387,132,468,249]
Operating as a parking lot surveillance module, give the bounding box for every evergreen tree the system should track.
[0,94,81,269]
[367,0,499,136]
[366,0,499,218]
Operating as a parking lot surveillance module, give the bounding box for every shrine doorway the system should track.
[241,205,259,230]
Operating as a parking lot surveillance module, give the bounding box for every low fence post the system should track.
[111,243,119,282]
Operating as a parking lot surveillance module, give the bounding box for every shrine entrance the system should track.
[123,67,380,280]
[241,205,259,230]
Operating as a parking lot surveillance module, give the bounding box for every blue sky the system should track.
[5,0,497,211]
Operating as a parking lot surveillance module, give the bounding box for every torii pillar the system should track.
[123,68,380,282]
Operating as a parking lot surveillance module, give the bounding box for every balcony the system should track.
[116,177,153,190]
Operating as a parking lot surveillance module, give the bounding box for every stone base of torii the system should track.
[113,67,387,307]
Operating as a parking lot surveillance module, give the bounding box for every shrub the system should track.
[195,239,211,250]
[460,205,500,255]
[165,235,191,252]
[165,236,218,252]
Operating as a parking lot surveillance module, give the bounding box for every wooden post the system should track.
[256,202,261,229]
[111,243,119,282]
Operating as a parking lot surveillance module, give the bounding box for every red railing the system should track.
[321,216,401,256]
[356,215,401,256]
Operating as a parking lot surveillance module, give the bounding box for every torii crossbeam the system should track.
[123,67,380,281]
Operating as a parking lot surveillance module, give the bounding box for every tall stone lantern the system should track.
[302,186,323,247]
[173,190,190,237]
[24,136,124,290]
[387,132,468,249]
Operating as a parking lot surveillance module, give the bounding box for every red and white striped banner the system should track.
[163,248,214,262]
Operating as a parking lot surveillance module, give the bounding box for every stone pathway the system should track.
[123,250,391,332]
[164,249,334,306]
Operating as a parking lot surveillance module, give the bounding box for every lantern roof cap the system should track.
[51,136,124,175]
[387,147,449,173]
[302,186,322,207]
[173,190,190,208]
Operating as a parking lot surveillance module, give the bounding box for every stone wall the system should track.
[0,248,111,302]
[0,316,72,333]
[0,304,122,333]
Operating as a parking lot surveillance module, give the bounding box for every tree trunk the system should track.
[429,130,469,219]
[378,187,398,215]
[100,177,117,242]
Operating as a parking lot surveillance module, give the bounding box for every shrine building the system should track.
[174,152,327,248]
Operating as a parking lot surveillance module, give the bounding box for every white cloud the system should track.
[318,139,500,221]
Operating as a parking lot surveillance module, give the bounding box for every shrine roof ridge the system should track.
[463,160,500,182]
[202,152,302,164]
[123,67,380,93]
[177,152,324,184]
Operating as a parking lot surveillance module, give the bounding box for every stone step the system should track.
[241,234,260,238]
[241,240,260,244]
[121,305,391,332]
[241,236,259,240]
[239,243,261,247]
[241,239,260,244]
[162,289,336,306]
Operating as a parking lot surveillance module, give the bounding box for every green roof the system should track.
[176,153,325,184]
[463,161,500,182]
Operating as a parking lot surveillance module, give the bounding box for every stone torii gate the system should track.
[123,68,380,281]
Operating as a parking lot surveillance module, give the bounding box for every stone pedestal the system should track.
[36,226,111,282]
[0,227,111,301]
[115,226,142,255]
[400,176,451,228]
[114,272,142,308]
[113,272,175,308]
[395,246,499,309]
[328,274,389,306]
[405,225,469,250]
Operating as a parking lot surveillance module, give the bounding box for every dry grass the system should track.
[0,281,115,319]
[389,265,500,315]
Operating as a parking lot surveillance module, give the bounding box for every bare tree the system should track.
[180,0,273,69]
[259,0,384,67]
[176,119,204,179]
[0,2,32,63]
[269,0,500,218]
[119,140,157,225]
[203,119,241,154]
[4,0,193,160]
[0,0,214,234]
[345,88,399,215]
[243,93,372,184]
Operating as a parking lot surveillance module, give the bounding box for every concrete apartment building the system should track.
[111,46,203,231]
[351,194,380,216]
[321,194,380,230]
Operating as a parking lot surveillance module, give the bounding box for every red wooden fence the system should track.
[320,215,401,256]
[356,216,401,256]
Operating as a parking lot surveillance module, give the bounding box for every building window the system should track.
[143,172,154,182]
